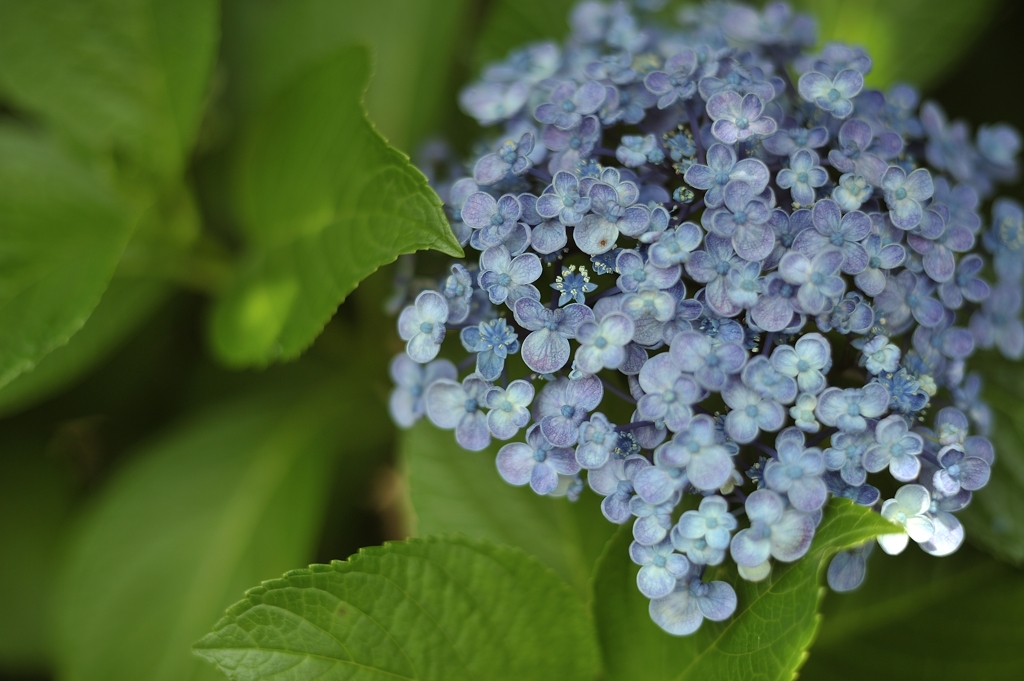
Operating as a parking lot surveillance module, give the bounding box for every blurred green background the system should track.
[1,1,1022,680]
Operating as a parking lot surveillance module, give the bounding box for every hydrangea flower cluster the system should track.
[388,0,1021,635]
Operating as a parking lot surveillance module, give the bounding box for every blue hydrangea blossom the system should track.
[388,0,1017,637]
[497,423,580,494]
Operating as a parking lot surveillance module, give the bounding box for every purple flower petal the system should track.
[496,443,535,485]
[522,328,571,373]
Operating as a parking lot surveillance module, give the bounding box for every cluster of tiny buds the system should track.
[388,0,1020,635]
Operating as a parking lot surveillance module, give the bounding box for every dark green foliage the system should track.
[961,353,1024,565]
[0,2,1022,681]
[402,419,616,596]
[803,545,1024,680]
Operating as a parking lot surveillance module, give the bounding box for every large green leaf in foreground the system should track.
[592,499,896,681]
[0,126,134,391]
[210,45,462,367]
[402,420,616,596]
[53,382,386,681]
[194,536,599,681]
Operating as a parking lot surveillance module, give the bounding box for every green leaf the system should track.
[221,0,472,151]
[957,353,1024,566]
[801,545,1024,679]
[401,420,616,596]
[0,0,219,180]
[0,125,135,391]
[591,498,896,681]
[472,0,577,70]
[52,379,389,681]
[193,535,600,681]
[0,433,75,672]
[796,0,1000,88]
[210,45,462,367]
[0,280,168,416]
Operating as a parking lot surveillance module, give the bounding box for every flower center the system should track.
[419,321,434,334]
[895,187,908,200]
[735,116,749,129]
[464,398,478,413]
[595,336,608,348]
[561,405,576,418]
[745,404,759,417]
[533,449,547,462]
[827,88,841,102]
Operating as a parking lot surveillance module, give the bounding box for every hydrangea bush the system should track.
[388,0,1021,635]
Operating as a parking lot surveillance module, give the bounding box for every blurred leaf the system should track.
[401,420,616,596]
[793,0,999,88]
[221,0,472,151]
[801,545,1024,679]
[53,379,389,681]
[0,280,167,416]
[0,125,134,391]
[957,353,1024,566]
[591,499,895,681]
[193,535,600,681]
[210,46,462,367]
[472,0,997,91]
[0,435,75,672]
[472,0,577,69]
[0,0,219,180]
[0,136,215,416]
